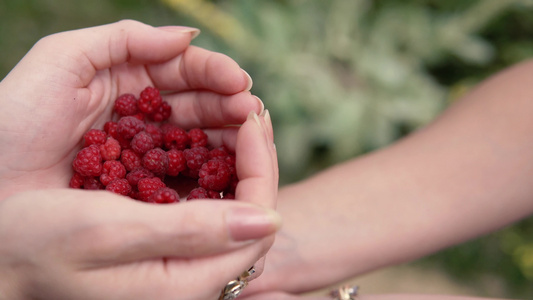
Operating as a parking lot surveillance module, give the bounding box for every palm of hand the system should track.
[0,58,159,197]
[0,34,254,200]
[0,21,277,300]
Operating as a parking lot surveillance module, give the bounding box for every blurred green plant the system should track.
[1,0,533,297]
[163,0,533,184]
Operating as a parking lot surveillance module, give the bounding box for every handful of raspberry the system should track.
[70,86,238,203]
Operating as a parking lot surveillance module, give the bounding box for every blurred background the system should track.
[1,0,533,298]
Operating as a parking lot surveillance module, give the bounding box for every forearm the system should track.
[255,59,533,293]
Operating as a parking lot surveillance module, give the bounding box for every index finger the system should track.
[31,20,198,87]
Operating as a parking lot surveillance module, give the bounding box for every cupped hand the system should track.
[0,20,277,300]
[0,97,278,300]
[0,19,262,200]
[0,188,280,300]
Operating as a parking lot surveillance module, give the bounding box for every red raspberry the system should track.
[106,178,132,196]
[72,145,103,177]
[83,129,107,147]
[187,187,221,200]
[69,172,84,189]
[138,177,166,201]
[149,101,172,122]
[210,146,236,174]
[183,146,210,178]
[126,167,154,186]
[121,149,142,171]
[116,135,132,150]
[100,160,127,186]
[131,131,155,155]
[114,93,138,117]
[129,190,141,201]
[167,149,187,176]
[104,121,119,139]
[198,159,231,191]
[226,174,239,194]
[142,148,169,175]
[148,187,180,204]
[209,146,230,159]
[138,86,162,114]
[83,176,104,190]
[163,125,190,150]
[117,116,146,140]
[131,113,146,121]
[99,137,121,161]
[145,123,163,148]
[223,193,235,199]
[188,128,208,148]
[159,123,175,134]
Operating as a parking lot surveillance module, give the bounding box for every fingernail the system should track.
[226,206,282,241]
[159,26,201,40]
[253,95,265,115]
[247,110,262,128]
[262,109,271,127]
[242,69,253,91]
[262,109,274,145]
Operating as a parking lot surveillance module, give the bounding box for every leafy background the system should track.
[1,0,533,298]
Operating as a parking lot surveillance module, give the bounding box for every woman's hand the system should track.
[0,187,280,299]
[0,20,278,300]
[0,19,262,200]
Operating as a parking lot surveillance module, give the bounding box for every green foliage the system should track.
[1,0,533,297]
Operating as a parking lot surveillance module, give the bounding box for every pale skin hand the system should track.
[245,59,533,298]
[0,19,262,200]
[0,20,279,300]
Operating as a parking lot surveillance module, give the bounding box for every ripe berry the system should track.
[198,159,231,191]
[120,149,142,171]
[114,93,138,117]
[209,146,231,160]
[83,176,104,190]
[138,86,162,114]
[83,129,107,147]
[69,172,84,189]
[142,148,169,175]
[183,146,210,178]
[163,125,189,150]
[100,160,127,186]
[131,131,155,155]
[167,149,186,176]
[145,123,163,148]
[106,179,132,196]
[117,116,146,140]
[149,101,172,122]
[188,128,208,148]
[126,167,154,186]
[104,121,119,139]
[138,177,166,201]
[72,145,103,177]
[223,193,235,199]
[187,187,221,200]
[148,187,179,204]
[99,137,121,161]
